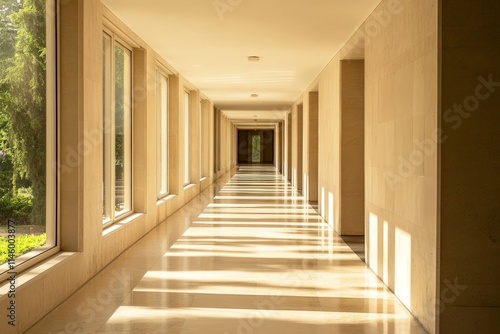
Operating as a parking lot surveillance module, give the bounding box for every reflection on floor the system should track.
[27,165,428,334]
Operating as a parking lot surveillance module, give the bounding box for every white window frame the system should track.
[102,28,133,227]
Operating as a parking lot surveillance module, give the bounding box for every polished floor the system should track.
[27,165,428,334]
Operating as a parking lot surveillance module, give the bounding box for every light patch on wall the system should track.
[320,187,325,218]
[320,216,326,249]
[328,223,334,253]
[383,220,389,285]
[304,173,309,202]
[369,212,379,274]
[328,192,334,228]
[395,227,412,308]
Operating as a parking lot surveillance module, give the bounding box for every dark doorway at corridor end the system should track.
[237,130,275,164]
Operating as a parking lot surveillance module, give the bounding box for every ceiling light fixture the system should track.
[248,56,261,62]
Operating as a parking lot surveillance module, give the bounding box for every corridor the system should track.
[27,166,428,334]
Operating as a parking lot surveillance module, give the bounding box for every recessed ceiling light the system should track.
[251,94,259,98]
[248,56,261,62]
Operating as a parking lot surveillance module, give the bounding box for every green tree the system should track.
[3,0,46,225]
[0,0,21,200]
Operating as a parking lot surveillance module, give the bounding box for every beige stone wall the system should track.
[365,1,438,331]
[439,0,500,332]
[318,56,342,230]
[296,89,318,202]
[0,1,221,332]
[291,103,304,192]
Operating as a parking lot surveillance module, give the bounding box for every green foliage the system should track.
[1,0,46,225]
[0,187,33,224]
[0,232,46,265]
[114,46,126,167]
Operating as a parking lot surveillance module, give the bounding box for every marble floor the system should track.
[27,165,428,334]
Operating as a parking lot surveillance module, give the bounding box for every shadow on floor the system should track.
[341,236,365,262]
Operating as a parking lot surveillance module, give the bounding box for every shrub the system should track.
[0,233,46,265]
[0,187,33,224]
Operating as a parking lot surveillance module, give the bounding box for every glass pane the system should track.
[159,74,168,195]
[0,0,53,267]
[252,135,261,163]
[114,44,132,217]
[102,34,111,223]
[184,91,190,185]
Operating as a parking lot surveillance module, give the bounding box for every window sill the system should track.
[102,212,144,237]
[200,176,208,182]
[0,252,77,296]
[156,193,177,206]
[183,183,197,191]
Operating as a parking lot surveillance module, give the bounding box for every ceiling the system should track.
[101,0,380,126]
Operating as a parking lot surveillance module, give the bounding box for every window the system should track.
[157,72,169,197]
[102,31,133,226]
[0,0,58,277]
[184,91,190,185]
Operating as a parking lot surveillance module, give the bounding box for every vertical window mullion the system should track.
[123,46,132,214]
[103,33,112,224]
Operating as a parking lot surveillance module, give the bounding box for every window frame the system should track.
[102,27,134,228]
[157,69,169,198]
[0,0,59,281]
[183,90,191,186]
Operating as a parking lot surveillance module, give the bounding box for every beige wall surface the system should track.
[0,1,225,332]
[318,56,341,231]
[364,0,439,332]
[439,0,500,332]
